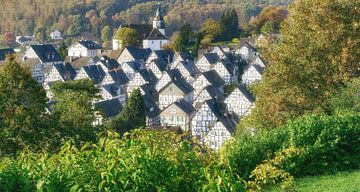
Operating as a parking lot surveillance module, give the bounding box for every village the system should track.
[0,8,265,150]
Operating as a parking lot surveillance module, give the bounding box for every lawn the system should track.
[268,170,360,192]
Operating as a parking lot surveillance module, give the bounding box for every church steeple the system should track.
[153,7,165,36]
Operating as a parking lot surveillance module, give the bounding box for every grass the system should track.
[268,170,360,192]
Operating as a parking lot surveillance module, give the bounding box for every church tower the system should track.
[153,8,165,36]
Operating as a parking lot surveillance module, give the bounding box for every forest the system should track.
[0,0,290,40]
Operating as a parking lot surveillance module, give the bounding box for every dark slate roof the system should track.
[138,69,158,84]
[179,60,199,76]
[146,28,167,40]
[202,70,225,87]
[140,84,159,101]
[108,70,129,85]
[30,44,63,63]
[152,58,168,72]
[54,63,76,81]
[174,99,195,114]
[95,99,122,118]
[102,84,118,97]
[205,85,225,101]
[205,99,227,119]
[78,40,102,50]
[152,50,174,63]
[237,84,256,103]
[176,52,193,61]
[221,60,237,74]
[99,56,120,71]
[125,47,151,61]
[82,65,106,84]
[143,95,161,118]
[120,24,153,40]
[203,53,220,64]
[173,77,194,94]
[124,60,143,71]
[160,75,194,95]
[217,115,237,134]
[0,48,15,61]
[253,64,265,74]
[167,68,183,80]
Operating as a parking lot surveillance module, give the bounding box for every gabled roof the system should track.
[108,70,129,85]
[174,99,195,114]
[202,53,220,64]
[146,28,167,40]
[95,99,122,118]
[160,75,194,94]
[138,69,158,84]
[102,84,119,97]
[238,42,257,52]
[82,65,106,84]
[217,114,238,134]
[0,48,15,61]
[151,50,174,63]
[179,60,200,76]
[253,64,265,74]
[236,85,256,103]
[204,99,227,119]
[219,59,237,74]
[151,58,168,72]
[99,56,120,71]
[202,70,225,87]
[30,44,63,63]
[125,47,152,61]
[143,95,161,118]
[140,84,158,101]
[205,85,225,101]
[78,40,102,50]
[175,52,193,62]
[54,63,76,81]
[123,60,143,72]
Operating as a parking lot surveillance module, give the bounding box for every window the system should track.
[169,86,174,92]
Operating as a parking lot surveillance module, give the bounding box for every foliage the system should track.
[245,0,360,128]
[179,23,194,46]
[249,5,288,34]
[51,79,100,145]
[200,19,223,44]
[107,89,145,136]
[0,130,246,192]
[223,127,290,179]
[101,25,111,49]
[219,9,240,41]
[225,112,360,184]
[0,32,16,48]
[171,33,185,52]
[0,56,50,155]
[329,78,360,113]
[114,27,139,49]
[58,41,67,59]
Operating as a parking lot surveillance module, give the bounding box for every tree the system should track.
[58,41,67,59]
[200,19,223,41]
[107,88,145,136]
[51,79,100,144]
[171,33,185,52]
[101,25,111,49]
[250,6,288,34]
[179,23,193,46]
[244,0,360,129]
[219,9,240,41]
[66,14,86,37]
[1,32,16,47]
[114,27,139,49]
[0,56,49,155]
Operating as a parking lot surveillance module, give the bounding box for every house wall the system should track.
[158,83,185,110]
[225,89,254,118]
[143,39,168,51]
[160,104,192,131]
[191,103,218,141]
[203,121,232,150]
[68,44,98,57]
[242,66,262,86]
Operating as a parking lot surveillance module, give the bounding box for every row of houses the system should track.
[1,37,265,149]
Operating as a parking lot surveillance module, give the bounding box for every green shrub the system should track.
[223,127,290,179]
[285,113,360,176]
[0,130,246,192]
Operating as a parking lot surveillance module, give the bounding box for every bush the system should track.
[0,130,246,192]
[225,112,360,180]
[285,113,360,176]
[223,127,290,179]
